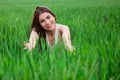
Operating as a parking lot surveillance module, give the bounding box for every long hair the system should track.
[31,6,56,52]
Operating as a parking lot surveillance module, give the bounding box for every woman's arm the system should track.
[24,30,39,51]
[60,25,74,52]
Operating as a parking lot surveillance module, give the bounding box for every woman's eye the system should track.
[46,16,50,19]
[40,20,45,23]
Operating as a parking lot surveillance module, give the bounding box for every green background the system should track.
[0,0,120,80]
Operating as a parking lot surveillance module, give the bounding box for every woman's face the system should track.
[39,12,56,31]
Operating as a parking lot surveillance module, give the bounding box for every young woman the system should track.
[24,6,74,52]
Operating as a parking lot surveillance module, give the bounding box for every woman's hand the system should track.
[23,42,32,51]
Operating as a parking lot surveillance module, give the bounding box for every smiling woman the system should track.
[24,6,74,52]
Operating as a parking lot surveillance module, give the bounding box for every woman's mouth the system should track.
[46,25,52,28]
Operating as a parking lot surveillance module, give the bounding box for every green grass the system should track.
[0,0,120,80]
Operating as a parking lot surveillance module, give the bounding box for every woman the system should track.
[24,6,74,52]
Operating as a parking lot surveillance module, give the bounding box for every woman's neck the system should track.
[46,28,56,36]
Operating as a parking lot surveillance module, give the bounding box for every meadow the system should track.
[0,0,120,80]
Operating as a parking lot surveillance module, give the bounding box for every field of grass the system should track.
[0,0,120,80]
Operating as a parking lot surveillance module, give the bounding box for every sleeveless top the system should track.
[46,24,60,48]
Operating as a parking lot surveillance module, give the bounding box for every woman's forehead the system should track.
[40,12,51,15]
[39,12,53,19]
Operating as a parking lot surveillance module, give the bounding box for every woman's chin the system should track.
[47,27,55,31]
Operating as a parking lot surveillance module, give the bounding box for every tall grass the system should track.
[0,0,120,80]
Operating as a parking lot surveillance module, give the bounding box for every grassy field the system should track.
[0,0,120,80]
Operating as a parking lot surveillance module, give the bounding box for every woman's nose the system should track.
[45,19,50,24]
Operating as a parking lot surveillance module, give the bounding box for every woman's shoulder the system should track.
[57,23,70,34]
[57,23,69,30]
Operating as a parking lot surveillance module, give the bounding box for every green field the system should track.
[0,0,120,80]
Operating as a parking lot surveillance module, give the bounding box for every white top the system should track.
[46,24,59,48]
